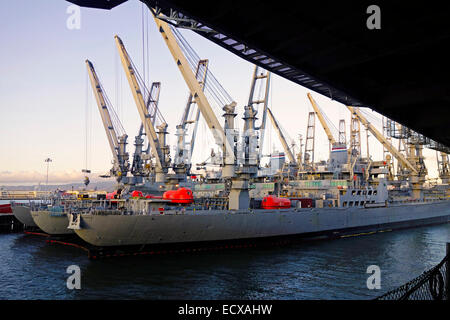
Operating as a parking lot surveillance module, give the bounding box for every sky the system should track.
[0,0,441,186]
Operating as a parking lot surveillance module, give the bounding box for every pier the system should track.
[0,190,52,200]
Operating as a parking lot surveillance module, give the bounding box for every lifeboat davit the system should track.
[163,187,194,204]
[262,195,291,209]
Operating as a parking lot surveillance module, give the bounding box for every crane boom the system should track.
[86,59,129,180]
[86,60,119,163]
[267,107,296,164]
[152,16,236,171]
[114,35,166,181]
[182,59,209,161]
[347,107,418,175]
[307,93,337,146]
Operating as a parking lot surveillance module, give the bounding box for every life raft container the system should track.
[163,187,194,204]
[261,195,291,209]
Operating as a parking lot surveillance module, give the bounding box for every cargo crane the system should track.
[174,59,209,178]
[152,16,236,179]
[131,82,161,180]
[154,15,266,209]
[245,66,298,177]
[385,119,428,185]
[266,108,296,166]
[307,93,347,174]
[115,36,169,183]
[347,107,425,199]
[85,60,130,182]
[307,93,337,149]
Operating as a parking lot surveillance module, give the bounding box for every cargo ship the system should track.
[44,20,450,251]
[66,180,450,248]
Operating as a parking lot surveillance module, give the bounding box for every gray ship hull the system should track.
[31,210,74,235]
[12,206,37,227]
[73,200,450,247]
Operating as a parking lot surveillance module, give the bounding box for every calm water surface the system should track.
[0,219,449,300]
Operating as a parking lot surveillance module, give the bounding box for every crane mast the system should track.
[246,66,271,161]
[115,35,168,183]
[131,82,161,178]
[349,113,362,158]
[338,119,346,145]
[153,16,236,178]
[304,111,316,170]
[85,59,129,182]
[307,93,337,148]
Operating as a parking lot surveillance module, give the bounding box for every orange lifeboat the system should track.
[262,195,291,209]
[145,194,163,199]
[163,187,194,204]
[131,190,144,198]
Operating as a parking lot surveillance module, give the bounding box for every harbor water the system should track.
[0,209,449,299]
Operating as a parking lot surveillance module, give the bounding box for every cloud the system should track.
[0,170,107,185]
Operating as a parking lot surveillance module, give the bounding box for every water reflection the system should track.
[0,223,449,300]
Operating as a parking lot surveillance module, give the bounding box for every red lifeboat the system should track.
[163,187,194,204]
[262,195,291,209]
[106,191,117,200]
[131,190,144,198]
[145,194,163,199]
[0,204,12,214]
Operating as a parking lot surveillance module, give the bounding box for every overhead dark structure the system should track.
[66,0,450,149]
[66,0,126,9]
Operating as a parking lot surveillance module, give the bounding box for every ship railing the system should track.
[56,197,232,215]
[376,243,449,300]
[193,197,229,210]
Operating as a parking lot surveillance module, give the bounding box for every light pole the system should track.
[45,158,52,185]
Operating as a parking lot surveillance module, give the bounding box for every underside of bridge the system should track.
[67,0,450,148]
